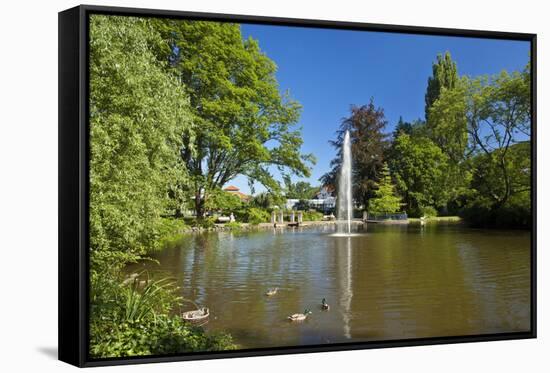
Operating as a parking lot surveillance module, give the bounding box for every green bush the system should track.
[419,206,437,218]
[302,210,324,221]
[247,207,270,225]
[225,221,242,230]
[205,188,243,214]
[90,314,235,358]
[157,218,188,248]
[234,207,270,225]
[89,271,235,358]
[461,192,530,228]
[199,217,217,229]
[183,217,197,226]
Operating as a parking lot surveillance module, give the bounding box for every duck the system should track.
[321,298,330,311]
[288,309,312,321]
[265,287,278,296]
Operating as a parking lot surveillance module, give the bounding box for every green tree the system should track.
[250,191,286,210]
[424,53,473,213]
[88,16,235,358]
[426,79,471,211]
[155,20,314,218]
[368,163,402,215]
[89,15,193,263]
[425,51,459,121]
[427,78,469,163]
[464,142,531,227]
[321,100,388,208]
[392,116,413,139]
[204,188,242,214]
[283,175,318,199]
[464,67,531,208]
[470,142,530,205]
[389,133,451,216]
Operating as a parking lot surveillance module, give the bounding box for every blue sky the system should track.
[227,24,529,195]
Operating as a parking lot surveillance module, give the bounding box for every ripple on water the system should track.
[125,225,531,347]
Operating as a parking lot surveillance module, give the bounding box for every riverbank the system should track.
[408,216,462,223]
[171,215,464,235]
[181,219,341,233]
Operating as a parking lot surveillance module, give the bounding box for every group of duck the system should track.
[264,287,330,322]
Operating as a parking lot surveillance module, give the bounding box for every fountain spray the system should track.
[338,130,353,235]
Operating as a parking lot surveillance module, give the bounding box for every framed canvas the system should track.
[58,4,536,367]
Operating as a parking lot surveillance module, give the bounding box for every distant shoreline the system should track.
[177,216,464,234]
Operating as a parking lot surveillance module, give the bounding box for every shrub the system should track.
[157,218,188,248]
[461,192,530,228]
[234,207,270,225]
[225,221,242,230]
[204,188,243,214]
[90,314,235,358]
[199,217,217,229]
[302,210,324,221]
[89,271,235,358]
[419,206,437,218]
[247,207,271,225]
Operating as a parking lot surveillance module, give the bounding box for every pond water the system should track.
[127,222,531,349]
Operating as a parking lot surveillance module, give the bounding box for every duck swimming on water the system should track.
[288,309,312,321]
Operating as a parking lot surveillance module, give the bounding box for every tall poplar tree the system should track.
[425,51,459,121]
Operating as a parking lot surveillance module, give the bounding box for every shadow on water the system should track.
[126,223,530,349]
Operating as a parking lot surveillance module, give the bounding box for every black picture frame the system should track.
[58,4,537,367]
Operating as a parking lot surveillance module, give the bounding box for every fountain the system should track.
[337,130,353,235]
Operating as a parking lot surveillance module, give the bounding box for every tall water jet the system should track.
[338,130,353,235]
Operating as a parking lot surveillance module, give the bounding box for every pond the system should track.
[127,222,531,349]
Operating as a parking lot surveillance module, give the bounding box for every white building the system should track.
[285,186,336,211]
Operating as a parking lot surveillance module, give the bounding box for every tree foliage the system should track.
[283,175,318,200]
[388,133,451,217]
[250,191,286,210]
[321,100,388,208]
[204,188,243,214]
[470,142,530,205]
[89,15,193,261]
[368,163,402,215]
[427,78,469,163]
[392,116,413,139]
[154,20,314,217]
[463,69,531,208]
[88,15,239,358]
[425,51,459,121]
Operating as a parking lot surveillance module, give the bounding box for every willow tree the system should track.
[155,20,314,218]
[89,15,193,264]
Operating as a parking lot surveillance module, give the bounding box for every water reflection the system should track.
[336,236,353,338]
[127,224,530,348]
